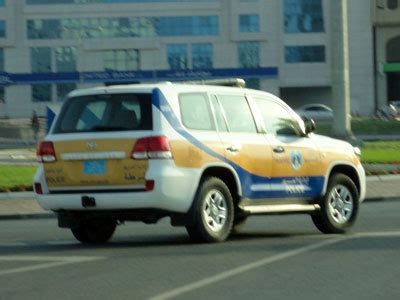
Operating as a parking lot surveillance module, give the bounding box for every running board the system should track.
[240,203,320,214]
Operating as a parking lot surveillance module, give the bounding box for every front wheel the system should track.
[185,177,234,243]
[71,218,116,244]
[312,174,359,234]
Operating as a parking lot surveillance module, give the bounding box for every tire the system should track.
[185,177,234,243]
[71,218,116,244]
[312,173,359,234]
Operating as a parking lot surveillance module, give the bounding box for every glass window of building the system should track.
[26,0,217,4]
[57,84,77,102]
[192,43,213,69]
[0,87,4,103]
[167,44,188,70]
[0,48,4,71]
[284,0,324,33]
[28,16,219,40]
[0,48,4,103]
[0,21,5,37]
[31,47,52,73]
[387,0,398,9]
[285,45,325,63]
[32,84,52,102]
[55,47,76,72]
[103,49,139,71]
[238,42,259,68]
[239,14,260,33]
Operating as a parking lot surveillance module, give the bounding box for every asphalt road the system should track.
[0,200,400,300]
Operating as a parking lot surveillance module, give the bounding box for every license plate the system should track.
[83,160,106,175]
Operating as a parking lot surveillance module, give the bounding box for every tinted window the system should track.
[179,93,214,131]
[254,97,302,136]
[218,95,257,133]
[53,93,152,133]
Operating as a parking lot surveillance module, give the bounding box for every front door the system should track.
[252,95,323,199]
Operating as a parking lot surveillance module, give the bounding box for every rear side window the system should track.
[217,95,257,133]
[179,93,214,131]
[53,93,153,133]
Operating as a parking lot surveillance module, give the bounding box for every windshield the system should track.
[53,93,153,133]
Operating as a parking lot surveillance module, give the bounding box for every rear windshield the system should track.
[53,93,153,133]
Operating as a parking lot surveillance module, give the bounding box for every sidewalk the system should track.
[0,175,399,220]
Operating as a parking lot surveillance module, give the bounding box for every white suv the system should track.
[34,82,366,243]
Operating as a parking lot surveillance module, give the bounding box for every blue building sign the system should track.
[0,67,278,86]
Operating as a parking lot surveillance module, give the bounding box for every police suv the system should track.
[34,80,366,243]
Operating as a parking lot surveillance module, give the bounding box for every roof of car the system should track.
[68,81,275,99]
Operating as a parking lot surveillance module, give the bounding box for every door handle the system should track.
[273,146,285,153]
[226,145,239,153]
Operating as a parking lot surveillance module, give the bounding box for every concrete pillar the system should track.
[331,0,353,138]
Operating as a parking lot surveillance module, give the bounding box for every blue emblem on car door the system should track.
[290,151,302,171]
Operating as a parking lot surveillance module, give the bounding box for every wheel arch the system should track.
[324,162,361,197]
[199,164,242,207]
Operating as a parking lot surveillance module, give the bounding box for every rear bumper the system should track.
[34,161,199,213]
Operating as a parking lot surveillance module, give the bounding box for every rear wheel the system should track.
[312,174,359,234]
[185,177,234,243]
[71,218,116,244]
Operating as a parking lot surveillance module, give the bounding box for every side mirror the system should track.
[303,117,316,134]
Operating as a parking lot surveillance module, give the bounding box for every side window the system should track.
[210,95,228,132]
[218,95,257,133]
[254,97,302,136]
[179,93,214,131]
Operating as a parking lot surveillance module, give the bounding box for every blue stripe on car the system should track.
[152,88,324,199]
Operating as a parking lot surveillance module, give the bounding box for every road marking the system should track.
[151,231,400,300]
[0,255,103,277]
[150,236,349,300]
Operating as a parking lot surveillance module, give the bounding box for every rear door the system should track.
[211,93,273,200]
[45,93,153,191]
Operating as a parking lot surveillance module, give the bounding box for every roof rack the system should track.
[182,78,246,88]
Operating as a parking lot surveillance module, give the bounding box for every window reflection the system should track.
[239,14,259,33]
[284,0,324,33]
[27,16,219,39]
[285,45,325,63]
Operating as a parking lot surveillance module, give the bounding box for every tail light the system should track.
[145,180,155,192]
[34,183,43,195]
[37,141,57,163]
[132,136,172,160]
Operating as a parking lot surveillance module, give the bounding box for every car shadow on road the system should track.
[0,230,325,257]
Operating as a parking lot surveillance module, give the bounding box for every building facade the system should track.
[0,0,375,118]
[373,0,400,108]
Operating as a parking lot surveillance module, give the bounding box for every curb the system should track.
[0,192,34,200]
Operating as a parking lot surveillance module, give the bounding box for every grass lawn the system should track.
[0,165,36,191]
[315,118,400,136]
[361,141,400,164]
